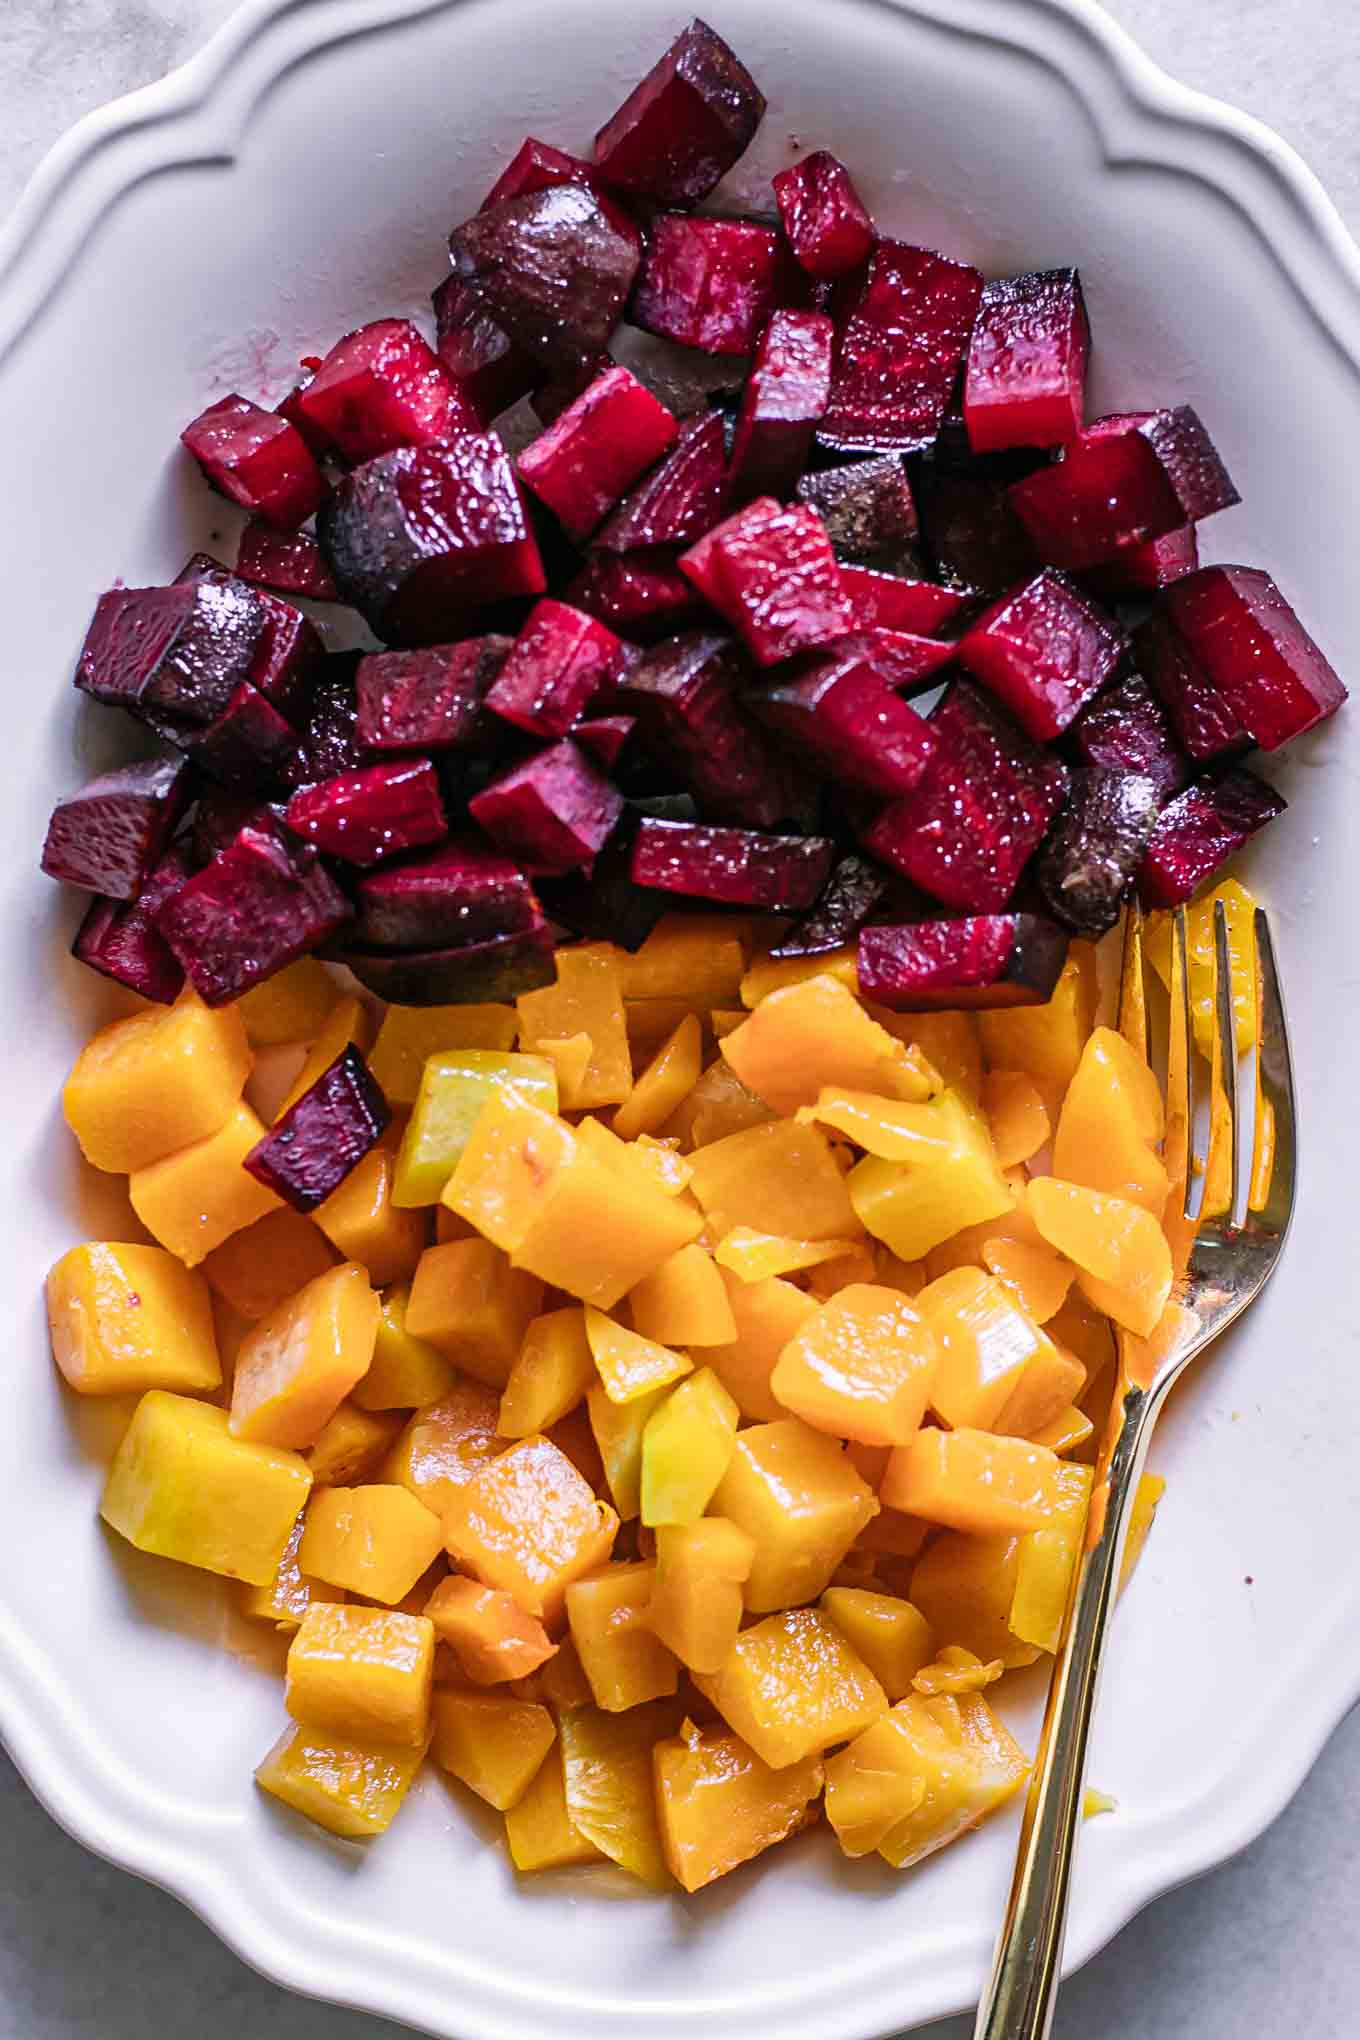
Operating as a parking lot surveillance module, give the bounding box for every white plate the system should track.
[2,3,1358,2036]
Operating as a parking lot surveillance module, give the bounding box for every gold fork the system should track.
[974,900,1297,2040]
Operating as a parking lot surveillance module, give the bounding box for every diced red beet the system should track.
[352,837,538,950]
[468,739,622,873]
[431,274,538,423]
[568,548,704,640]
[772,151,874,281]
[1134,608,1250,763]
[858,914,1069,1011]
[481,138,602,211]
[185,682,299,792]
[727,311,835,503]
[291,653,369,784]
[1009,407,1239,570]
[957,569,1125,741]
[235,523,340,603]
[274,370,333,459]
[449,185,641,369]
[191,791,284,865]
[293,319,475,465]
[630,817,833,909]
[76,580,264,726]
[1069,672,1190,801]
[913,462,1041,594]
[769,853,891,958]
[862,678,1067,911]
[72,842,194,1003]
[838,563,969,635]
[154,824,351,1005]
[631,216,796,357]
[1086,524,1199,596]
[753,639,937,797]
[592,18,766,205]
[317,437,546,645]
[679,498,852,666]
[1159,565,1347,751]
[529,355,614,428]
[42,756,191,899]
[593,411,728,553]
[517,364,679,541]
[180,393,324,531]
[820,242,984,454]
[962,269,1090,455]
[1035,769,1163,937]
[859,627,959,695]
[245,1044,389,1212]
[572,713,635,771]
[1138,767,1286,908]
[285,759,448,867]
[355,637,510,754]
[174,555,321,722]
[613,629,804,828]
[797,459,919,568]
[338,911,557,1006]
[485,599,625,738]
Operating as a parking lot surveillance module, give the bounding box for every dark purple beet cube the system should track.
[912,461,1041,595]
[485,599,625,738]
[482,138,602,211]
[181,394,325,530]
[285,759,448,867]
[820,242,984,454]
[290,653,368,785]
[1138,768,1286,908]
[613,630,804,827]
[1159,565,1347,751]
[431,273,538,423]
[1070,672,1190,801]
[449,184,641,369]
[838,563,968,634]
[727,310,835,504]
[173,556,322,723]
[76,580,264,727]
[185,682,299,792]
[71,842,194,1004]
[962,269,1089,455]
[528,354,612,429]
[1134,607,1250,762]
[592,18,766,205]
[629,817,833,909]
[753,639,936,797]
[517,364,679,541]
[245,1045,389,1212]
[339,910,556,1006]
[772,151,874,280]
[293,318,476,464]
[355,637,509,754]
[859,914,1069,1011]
[191,792,284,865]
[797,458,919,568]
[957,569,1125,741]
[468,739,623,873]
[1035,769,1163,937]
[571,713,635,771]
[1009,407,1240,570]
[235,523,340,602]
[679,498,852,666]
[769,854,892,958]
[42,755,191,898]
[1086,524,1198,596]
[631,216,797,357]
[352,837,538,950]
[317,437,546,645]
[567,548,704,640]
[154,824,352,1005]
[593,410,728,553]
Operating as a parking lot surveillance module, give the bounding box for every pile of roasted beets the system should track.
[41,18,1346,1014]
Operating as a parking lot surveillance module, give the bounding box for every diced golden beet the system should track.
[230,1262,380,1449]
[1030,1403,1094,1456]
[306,1401,403,1486]
[866,1005,980,1100]
[993,1341,1086,1441]
[628,999,699,1065]
[369,1003,519,1106]
[982,1070,1051,1169]
[314,1148,427,1285]
[1048,1291,1116,1383]
[855,1507,931,1564]
[47,1241,221,1397]
[534,1031,594,1100]
[978,943,1097,1087]
[1147,879,1257,1058]
[640,1368,739,1525]
[848,1090,1011,1261]
[444,1434,618,1621]
[276,996,374,1120]
[352,1284,457,1412]
[714,1228,851,1284]
[101,1391,311,1584]
[129,1102,283,1266]
[819,1588,935,1701]
[770,1283,938,1449]
[255,1720,426,1837]
[623,915,747,1008]
[632,1134,694,1196]
[299,1483,445,1604]
[874,1691,1030,1868]
[628,1245,736,1348]
[922,1168,1037,1281]
[883,1427,1064,1535]
[696,1607,887,1769]
[655,1721,822,1892]
[517,944,632,1110]
[559,1700,679,1888]
[612,1014,701,1140]
[586,1381,665,1521]
[585,1306,693,1404]
[432,1688,556,1810]
[648,1519,754,1674]
[911,1644,1003,1696]
[1052,1027,1168,1216]
[505,1743,604,1870]
[534,1634,592,1714]
[424,1576,556,1684]
[442,1083,576,1252]
[237,958,339,1047]
[383,1379,503,1512]
[712,1418,878,1612]
[241,1508,340,1630]
[1027,1178,1172,1337]
[704,1271,818,1422]
[903,1530,1037,1667]
[710,1007,746,1039]
[722,973,929,1118]
[1120,1471,1165,1592]
[285,1603,434,1748]
[203,1209,340,1322]
[62,990,251,1175]
[689,1120,860,1241]
[823,1713,928,1857]
[1010,1463,1093,1652]
[566,1560,679,1712]
[395,1050,558,1207]
[547,1403,605,1488]
[740,947,859,1007]
[405,1238,544,1388]
[799,1087,952,1163]
[805,1241,881,1301]
[917,1266,1056,1432]
[982,1236,1074,1326]
[663,1059,775,1149]
[498,1306,594,1438]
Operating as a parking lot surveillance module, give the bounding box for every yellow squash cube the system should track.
[369,1002,518,1105]
[689,1119,859,1241]
[47,1241,221,1397]
[443,1435,619,1622]
[129,1102,283,1266]
[62,989,250,1175]
[559,1700,679,1888]
[237,957,338,1047]
[299,1484,445,1604]
[910,1530,1040,1670]
[612,1013,702,1138]
[275,996,373,1120]
[383,1380,504,1515]
[504,1745,604,1872]
[704,1270,818,1422]
[517,943,632,1109]
[101,1391,310,1584]
[648,1519,755,1675]
[432,1688,556,1810]
[498,1307,595,1438]
[424,1576,556,1684]
[696,1607,888,1769]
[202,1209,339,1322]
[628,1244,736,1349]
[848,1090,1011,1262]
[352,1284,457,1412]
[566,1560,679,1711]
[722,972,927,1115]
[771,1283,939,1449]
[586,1381,667,1522]
[405,1238,544,1389]
[315,1147,427,1286]
[395,1049,558,1207]
[230,1262,380,1450]
[286,1603,434,1748]
[883,1428,1065,1536]
[255,1720,427,1838]
[241,1508,341,1631]
[640,1368,739,1526]
[819,1588,936,1701]
[305,1402,404,1486]
[655,1722,822,1892]
[712,1418,878,1612]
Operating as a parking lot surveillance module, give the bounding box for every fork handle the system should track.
[973,1377,1164,2040]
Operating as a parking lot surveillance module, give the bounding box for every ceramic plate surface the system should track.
[2,3,1359,2036]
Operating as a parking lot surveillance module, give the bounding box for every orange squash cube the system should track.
[848,1090,1011,1261]
[981,1069,1051,1169]
[978,943,1097,1088]
[875,1692,1030,1868]
[306,1401,404,1486]
[883,1427,1065,1535]
[498,1306,595,1438]
[240,1507,341,1631]
[711,1418,878,1612]
[584,1307,692,1404]
[202,1209,340,1323]
[1053,1027,1168,1215]
[722,972,929,1115]
[981,1236,1074,1327]
[424,1576,556,1685]
[368,1002,518,1105]
[819,1588,936,1701]
[285,1602,434,1747]
[1010,1462,1093,1652]
[623,914,747,1008]
[275,995,373,1120]
[315,1147,427,1286]
[663,1059,775,1149]
[517,943,632,1109]
[559,1701,679,1888]
[654,1721,823,1891]
[689,1119,860,1242]
[383,1379,503,1513]
[298,1483,445,1604]
[129,1101,283,1266]
[504,1744,604,1871]
[255,1720,426,1838]
[918,1266,1061,1432]
[62,988,251,1175]
[352,1284,458,1412]
[704,1270,818,1422]
[628,1245,736,1348]
[695,1606,888,1769]
[230,1262,380,1450]
[612,1013,702,1138]
[586,1380,666,1521]
[771,1283,939,1448]
[47,1240,221,1397]
[236,956,338,1046]
[910,1531,1040,1669]
[432,1687,556,1810]
[647,1519,755,1675]
[443,1435,618,1622]
[405,1238,544,1389]
[566,1560,680,1712]
[1027,1177,1173,1337]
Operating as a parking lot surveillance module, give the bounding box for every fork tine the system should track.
[1202,898,1240,1225]
[1117,898,1147,1061]
[1252,909,1297,1233]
